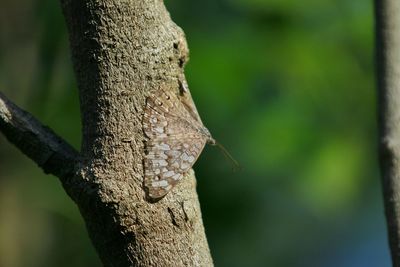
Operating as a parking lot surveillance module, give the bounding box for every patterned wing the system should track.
[143,89,208,199]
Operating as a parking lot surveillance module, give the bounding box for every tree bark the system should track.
[375,0,400,266]
[0,0,213,266]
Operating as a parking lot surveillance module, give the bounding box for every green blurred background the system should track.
[0,0,389,266]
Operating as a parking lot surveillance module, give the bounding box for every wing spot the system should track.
[181,153,189,161]
[164,171,175,178]
[187,155,195,163]
[158,143,170,150]
[171,162,180,168]
[152,180,169,188]
[181,162,190,169]
[155,127,164,133]
[166,150,180,157]
[152,159,168,167]
[159,152,168,159]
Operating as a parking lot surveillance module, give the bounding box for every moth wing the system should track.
[143,89,207,199]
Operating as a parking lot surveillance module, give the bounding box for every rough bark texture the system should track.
[375,0,400,265]
[0,0,213,266]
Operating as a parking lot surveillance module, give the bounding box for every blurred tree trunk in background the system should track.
[376,0,400,266]
[0,1,213,266]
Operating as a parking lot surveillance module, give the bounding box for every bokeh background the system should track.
[0,0,389,266]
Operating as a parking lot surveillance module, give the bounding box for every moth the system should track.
[142,88,215,199]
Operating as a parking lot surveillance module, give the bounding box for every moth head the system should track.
[207,137,216,145]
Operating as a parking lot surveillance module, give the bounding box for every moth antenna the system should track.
[214,141,241,171]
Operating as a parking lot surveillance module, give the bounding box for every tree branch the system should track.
[1,0,213,265]
[59,0,214,266]
[375,0,400,265]
[0,92,79,179]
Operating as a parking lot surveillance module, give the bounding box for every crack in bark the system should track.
[167,207,180,228]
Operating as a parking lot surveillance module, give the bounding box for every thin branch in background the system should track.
[375,0,400,265]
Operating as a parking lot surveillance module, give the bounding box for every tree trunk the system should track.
[0,0,213,266]
[375,0,400,266]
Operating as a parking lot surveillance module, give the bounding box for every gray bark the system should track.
[375,0,400,266]
[0,0,213,266]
